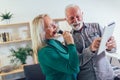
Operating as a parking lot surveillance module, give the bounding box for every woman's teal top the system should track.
[38,39,80,80]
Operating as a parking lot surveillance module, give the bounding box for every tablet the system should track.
[97,22,115,55]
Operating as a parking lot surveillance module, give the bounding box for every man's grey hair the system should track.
[65,4,81,18]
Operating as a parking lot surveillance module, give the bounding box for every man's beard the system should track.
[70,21,83,31]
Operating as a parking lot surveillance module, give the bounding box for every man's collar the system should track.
[83,23,88,28]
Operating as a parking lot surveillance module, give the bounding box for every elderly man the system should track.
[65,4,116,80]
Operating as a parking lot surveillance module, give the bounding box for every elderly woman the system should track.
[31,14,80,80]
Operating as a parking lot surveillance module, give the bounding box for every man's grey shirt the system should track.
[72,23,115,80]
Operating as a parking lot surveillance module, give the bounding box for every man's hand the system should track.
[106,36,116,51]
[90,37,101,52]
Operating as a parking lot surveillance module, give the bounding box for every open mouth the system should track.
[53,31,57,34]
[74,23,80,27]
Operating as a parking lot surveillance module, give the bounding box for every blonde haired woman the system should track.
[32,14,80,80]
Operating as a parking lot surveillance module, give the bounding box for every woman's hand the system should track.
[62,31,74,45]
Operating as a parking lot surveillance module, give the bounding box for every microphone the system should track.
[57,30,63,34]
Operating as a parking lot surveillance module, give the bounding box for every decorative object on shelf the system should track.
[11,28,20,40]
[2,33,6,42]
[22,30,29,39]
[0,65,14,73]
[25,55,34,65]
[0,34,3,42]
[0,32,10,42]
[9,45,33,64]
[19,30,29,39]
[0,64,21,73]
[0,11,13,24]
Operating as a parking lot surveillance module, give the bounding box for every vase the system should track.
[3,19,11,24]
[25,56,34,65]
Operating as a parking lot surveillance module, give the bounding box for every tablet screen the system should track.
[97,22,115,55]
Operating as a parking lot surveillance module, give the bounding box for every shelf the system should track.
[0,22,34,80]
[0,38,31,45]
[0,64,33,76]
[53,18,65,22]
[0,68,23,76]
[0,65,24,76]
[0,22,29,29]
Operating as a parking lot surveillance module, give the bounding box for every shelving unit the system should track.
[0,22,34,80]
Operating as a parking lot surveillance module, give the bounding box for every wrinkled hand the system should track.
[106,36,116,51]
[90,37,101,52]
[62,31,74,44]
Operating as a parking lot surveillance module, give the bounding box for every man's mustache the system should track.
[71,22,80,26]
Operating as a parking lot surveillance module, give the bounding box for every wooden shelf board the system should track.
[53,18,66,22]
[0,22,29,28]
[0,38,31,45]
[0,69,23,76]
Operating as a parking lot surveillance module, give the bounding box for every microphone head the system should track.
[57,30,63,34]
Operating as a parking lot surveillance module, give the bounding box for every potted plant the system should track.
[9,45,33,64]
[0,11,13,24]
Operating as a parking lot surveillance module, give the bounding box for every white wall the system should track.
[0,0,119,23]
[0,0,79,23]
[0,0,120,79]
[0,0,120,55]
